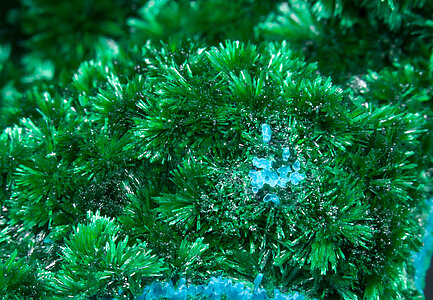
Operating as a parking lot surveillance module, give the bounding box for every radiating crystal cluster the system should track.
[248,124,306,205]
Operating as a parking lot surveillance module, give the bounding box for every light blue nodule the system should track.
[249,169,265,192]
[277,165,291,179]
[282,147,291,161]
[262,124,272,143]
[290,172,305,185]
[263,193,280,205]
[262,169,279,187]
[292,160,301,172]
[249,169,279,193]
[277,177,289,188]
[254,273,264,287]
[253,157,273,170]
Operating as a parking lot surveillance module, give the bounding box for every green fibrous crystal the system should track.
[0,1,432,299]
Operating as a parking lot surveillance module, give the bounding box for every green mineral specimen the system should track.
[0,1,432,299]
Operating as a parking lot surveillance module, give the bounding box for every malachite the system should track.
[0,1,432,299]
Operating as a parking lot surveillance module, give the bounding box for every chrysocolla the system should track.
[282,147,290,161]
[136,273,306,300]
[263,193,280,205]
[253,157,273,170]
[289,172,305,185]
[262,123,272,143]
[276,177,289,188]
[292,160,301,172]
[249,124,306,197]
[277,165,291,178]
[249,169,279,193]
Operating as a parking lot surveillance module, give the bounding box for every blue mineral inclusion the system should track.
[292,160,300,172]
[248,124,306,204]
[289,172,305,186]
[412,197,433,293]
[282,147,290,161]
[249,168,279,193]
[262,124,272,143]
[263,193,280,205]
[277,165,291,178]
[276,165,291,188]
[137,273,307,300]
[253,273,264,287]
[253,157,273,170]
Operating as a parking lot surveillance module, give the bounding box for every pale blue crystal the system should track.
[263,193,280,205]
[413,197,433,292]
[282,148,291,161]
[136,274,310,300]
[262,124,272,143]
[249,169,265,190]
[172,288,188,300]
[253,157,272,169]
[292,160,301,172]
[277,165,291,179]
[203,276,225,300]
[142,282,174,299]
[226,282,251,300]
[178,278,186,286]
[262,170,279,187]
[187,285,203,297]
[290,172,305,185]
[249,169,279,191]
[252,288,268,300]
[253,273,263,287]
[249,169,259,180]
[172,278,188,300]
[44,237,54,244]
[273,290,287,300]
[276,177,289,188]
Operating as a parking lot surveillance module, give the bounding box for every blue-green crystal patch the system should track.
[262,124,272,143]
[248,124,306,203]
[136,274,306,300]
